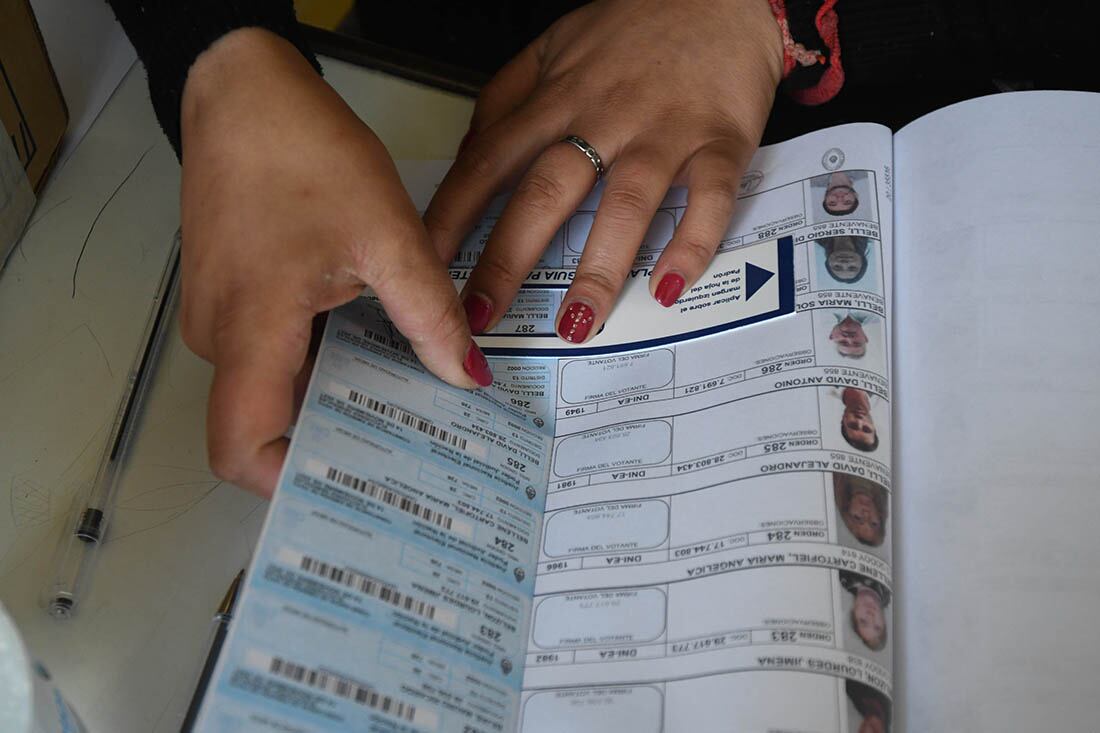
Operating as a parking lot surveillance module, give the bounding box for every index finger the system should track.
[364,216,493,390]
[423,100,569,263]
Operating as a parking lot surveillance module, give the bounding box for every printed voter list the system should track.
[193,121,895,733]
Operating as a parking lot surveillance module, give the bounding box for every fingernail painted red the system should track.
[457,128,475,155]
[654,273,685,307]
[557,302,595,343]
[464,342,493,387]
[463,292,493,334]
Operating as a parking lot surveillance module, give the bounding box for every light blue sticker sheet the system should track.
[196,298,556,732]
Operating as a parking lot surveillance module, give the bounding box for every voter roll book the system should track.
[192,91,1100,732]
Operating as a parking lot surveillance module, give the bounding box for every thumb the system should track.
[206,299,313,496]
[368,228,493,390]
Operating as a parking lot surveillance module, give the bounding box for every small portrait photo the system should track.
[830,312,870,358]
[810,170,875,223]
[845,679,891,733]
[813,310,885,374]
[821,387,888,456]
[839,570,891,667]
[833,473,890,560]
[813,236,882,293]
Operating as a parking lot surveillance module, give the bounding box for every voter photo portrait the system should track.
[821,387,889,458]
[840,388,879,452]
[833,473,889,559]
[810,170,875,223]
[839,571,892,668]
[845,679,891,733]
[831,312,870,357]
[813,311,886,376]
[813,236,882,293]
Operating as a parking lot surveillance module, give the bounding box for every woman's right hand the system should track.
[178,28,490,497]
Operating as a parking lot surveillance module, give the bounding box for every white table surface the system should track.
[0,56,472,733]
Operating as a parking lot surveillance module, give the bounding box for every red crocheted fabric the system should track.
[768,0,845,105]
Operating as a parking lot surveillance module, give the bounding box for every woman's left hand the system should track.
[424,0,783,342]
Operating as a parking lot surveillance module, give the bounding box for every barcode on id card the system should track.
[246,650,438,729]
[278,548,457,628]
[363,328,413,357]
[325,380,487,458]
[304,458,472,539]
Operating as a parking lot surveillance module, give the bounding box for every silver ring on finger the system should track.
[560,135,605,180]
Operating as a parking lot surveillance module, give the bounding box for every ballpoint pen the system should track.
[180,570,245,733]
[44,231,182,618]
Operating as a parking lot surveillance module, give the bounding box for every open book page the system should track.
[194,122,893,733]
[893,91,1100,731]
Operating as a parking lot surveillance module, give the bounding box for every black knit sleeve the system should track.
[780,0,1091,92]
[104,1,321,156]
[763,0,1093,140]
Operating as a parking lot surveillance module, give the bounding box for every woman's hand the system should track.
[179,29,490,497]
[424,0,783,342]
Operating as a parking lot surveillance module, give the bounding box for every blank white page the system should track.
[893,91,1100,731]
